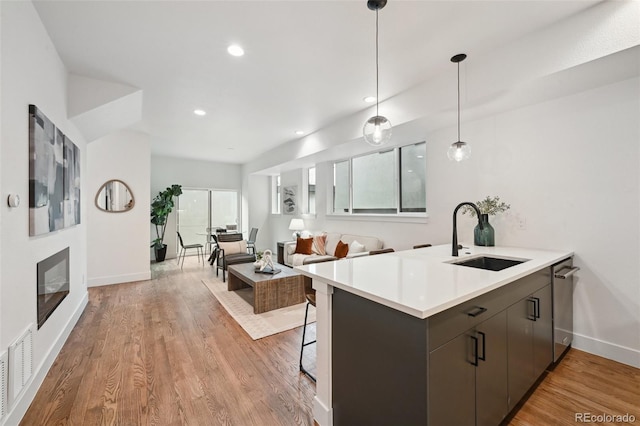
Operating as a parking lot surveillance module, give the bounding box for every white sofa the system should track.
[283,232,384,267]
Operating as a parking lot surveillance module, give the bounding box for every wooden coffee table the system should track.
[227,262,307,314]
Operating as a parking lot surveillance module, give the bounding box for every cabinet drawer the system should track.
[428,270,549,350]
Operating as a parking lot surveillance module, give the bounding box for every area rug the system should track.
[201,278,316,340]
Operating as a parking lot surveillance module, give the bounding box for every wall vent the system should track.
[8,326,34,408]
[0,350,8,422]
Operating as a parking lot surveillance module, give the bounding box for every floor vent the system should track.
[0,350,7,422]
[8,326,33,408]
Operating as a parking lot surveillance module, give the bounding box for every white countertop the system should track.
[295,244,573,319]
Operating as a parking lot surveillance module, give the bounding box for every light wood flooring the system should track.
[21,256,639,425]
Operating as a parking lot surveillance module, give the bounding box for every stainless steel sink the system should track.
[451,256,528,271]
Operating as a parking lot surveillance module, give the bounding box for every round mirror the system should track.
[95,179,135,213]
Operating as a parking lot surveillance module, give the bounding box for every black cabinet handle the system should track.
[478,331,486,362]
[527,298,537,321]
[470,335,479,366]
[533,297,541,319]
[466,306,488,317]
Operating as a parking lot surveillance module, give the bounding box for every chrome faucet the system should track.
[452,202,483,256]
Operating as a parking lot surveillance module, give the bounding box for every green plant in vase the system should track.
[150,184,183,261]
[462,196,510,246]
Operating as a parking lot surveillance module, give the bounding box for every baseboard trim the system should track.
[314,396,333,426]
[572,332,640,368]
[2,291,89,426]
[88,271,150,287]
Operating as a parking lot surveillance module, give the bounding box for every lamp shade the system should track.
[288,218,304,231]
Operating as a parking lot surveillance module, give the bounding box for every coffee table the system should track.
[227,262,307,314]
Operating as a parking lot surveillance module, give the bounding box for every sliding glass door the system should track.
[177,189,209,249]
[211,190,238,230]
[177,189,240,252]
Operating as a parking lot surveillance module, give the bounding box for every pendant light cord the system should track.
[457,61,460,141]
[375,8,380,118]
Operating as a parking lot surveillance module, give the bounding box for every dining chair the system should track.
[299,277,316,382]
[176,231,205,270]
[369,248,395,255]
[413,244,432,249]
[246,227,259,255]
[204,227,217,256]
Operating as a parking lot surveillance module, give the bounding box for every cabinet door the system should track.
[532,284,553,378]
[429,333,476,426]
[476,310,509,426]
[507,297,534,410]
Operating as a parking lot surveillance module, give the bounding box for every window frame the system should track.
[271,175,281,215]
[307,166,316,215]
[330,141,426,217]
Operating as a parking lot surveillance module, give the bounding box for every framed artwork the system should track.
[283,185,297,215]
[29,105,81,236]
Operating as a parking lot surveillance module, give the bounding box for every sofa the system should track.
[283,232,384,267]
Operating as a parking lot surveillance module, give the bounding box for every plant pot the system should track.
[474,214,495,246]
[154,244,168,262]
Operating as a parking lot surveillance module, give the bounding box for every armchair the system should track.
[215,233,256,282]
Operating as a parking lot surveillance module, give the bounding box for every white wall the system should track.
[250,77,640,367]
[0,2,88,422]
[424,77,639,367]
[151,155,242,259]
[87,130,150,286]
[245,173,271,254]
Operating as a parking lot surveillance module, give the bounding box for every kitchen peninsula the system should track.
[296,244,574,426]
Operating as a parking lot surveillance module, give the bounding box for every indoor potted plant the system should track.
[150,184,182,261]
[462,196,510,246]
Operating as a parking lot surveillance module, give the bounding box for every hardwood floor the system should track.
[21,257,638,425]
[21,257,316,426]
[509,350,640,425]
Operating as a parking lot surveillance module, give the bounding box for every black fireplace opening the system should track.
[37,247,70,329]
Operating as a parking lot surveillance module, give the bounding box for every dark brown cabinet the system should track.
[429,310,508,426]
[507,283,553,410]
[332,268,558,426]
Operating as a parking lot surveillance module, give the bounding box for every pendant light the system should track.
[363,0,392,146]
[447,53,471,162]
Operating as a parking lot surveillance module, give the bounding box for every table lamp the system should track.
[288,218,305,239]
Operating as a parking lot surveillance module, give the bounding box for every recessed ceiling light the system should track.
[295,130,305,135]
[194,109,206,116]
[416,155,424,159]
[363,96,376,103]
[227,44,244,57]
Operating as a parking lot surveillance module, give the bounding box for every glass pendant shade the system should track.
[363,115,392,146]
[447,141,471,162]
[448,53,471,161]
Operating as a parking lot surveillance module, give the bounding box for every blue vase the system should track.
[474,214,495,246]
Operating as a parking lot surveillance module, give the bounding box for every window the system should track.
[331,142,426,215]
[333,160,350,213]
[271,175,281,214]
[400,142,426,213]
[352,149,396,214]
[308,167,316,214]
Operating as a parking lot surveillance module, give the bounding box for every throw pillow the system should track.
[294,237,314,255]
[335,240,349,259]
[348,240,366,254]
[218,240,247,255]
[312,233,327,255]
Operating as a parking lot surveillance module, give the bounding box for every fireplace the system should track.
[37,247,69,329]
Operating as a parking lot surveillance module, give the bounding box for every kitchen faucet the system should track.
[452,202,483,256]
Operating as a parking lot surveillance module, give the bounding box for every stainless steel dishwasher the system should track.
[552,258,580,362]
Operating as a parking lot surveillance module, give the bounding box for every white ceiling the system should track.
[33,0,601,164]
